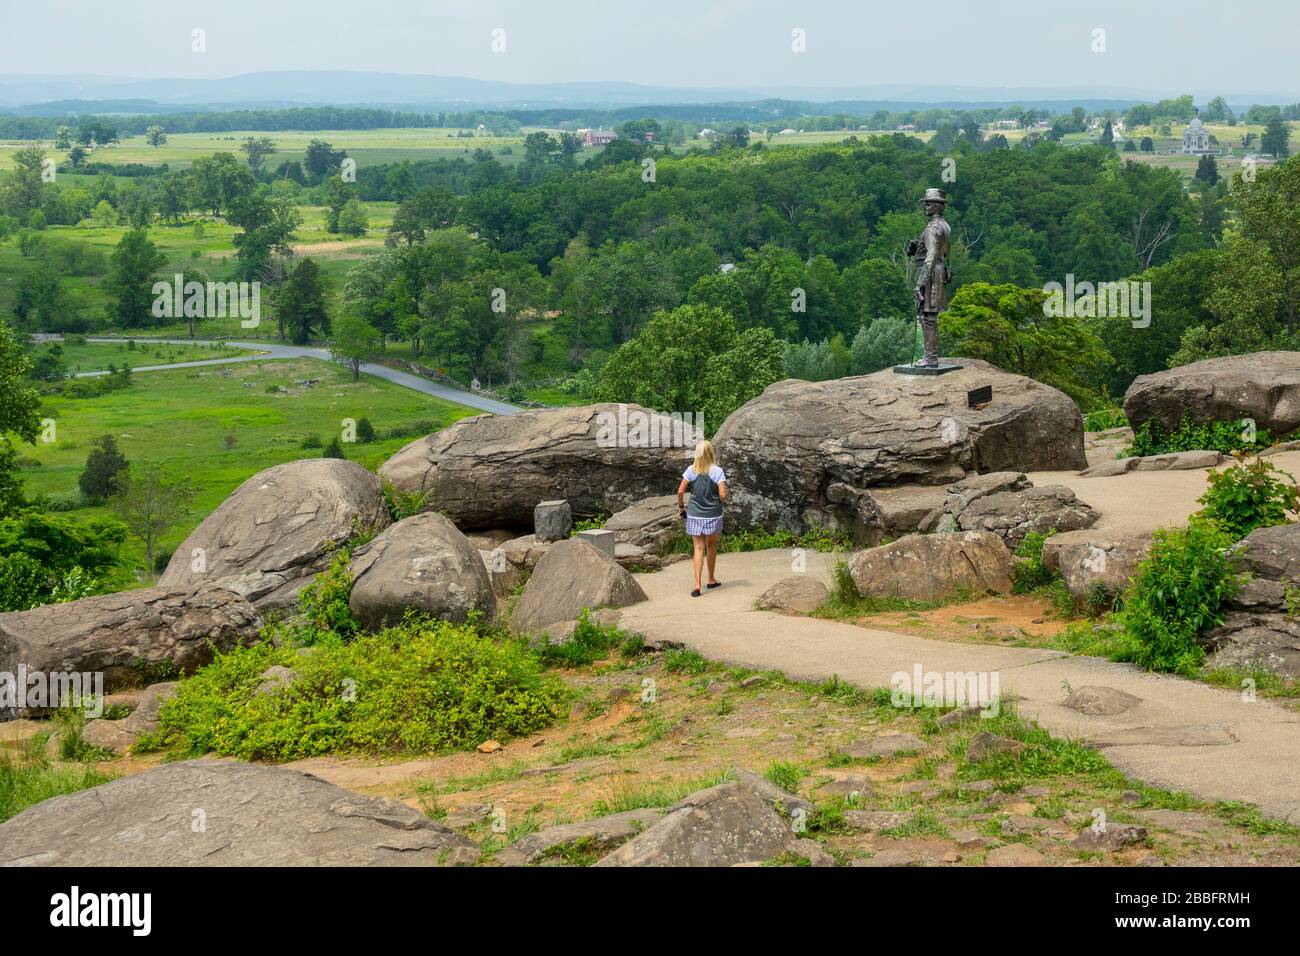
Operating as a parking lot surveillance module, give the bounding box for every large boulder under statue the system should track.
[0,759,478,866]
[378,404,698,529]
[712,359,1086,534]
[1124,351,1300,437]
[158,458,390,603]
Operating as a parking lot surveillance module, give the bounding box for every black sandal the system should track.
[691,589,701,597]
[706,581,722,589]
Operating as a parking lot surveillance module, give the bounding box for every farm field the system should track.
[29,356,475,573]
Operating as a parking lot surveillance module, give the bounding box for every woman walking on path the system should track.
[677,439,728,597]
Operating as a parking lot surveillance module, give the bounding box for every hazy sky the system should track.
[2,0,1297,95]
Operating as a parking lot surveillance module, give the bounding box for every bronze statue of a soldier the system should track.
[905,187,952,369]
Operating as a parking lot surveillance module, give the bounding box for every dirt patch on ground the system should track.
[291,239,385,258]
[841,595,1071,648]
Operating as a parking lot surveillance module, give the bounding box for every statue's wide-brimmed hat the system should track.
[919,188,947,204]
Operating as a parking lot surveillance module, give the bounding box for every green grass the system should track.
[590,771,732,815]
[0,742,114,823]
[36,339,250,374]
[25,356,474,569]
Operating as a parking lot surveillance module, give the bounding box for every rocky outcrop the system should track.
[1062,685,1142,716]
[510,538,647,636]
[1199,523,1300,678]
[0,587,261,703]
[1042,530,1151,607]
[347,512,495,629]
[848,532,1014,601]
[158,459,390,601]
[1124,352,1300,437]
[509,809,661,863]
[757,575,831,613]
[1080,450,1226,478]
[0,759,478,866]
[378,404,697,529]
[856,485,950,545]
[603,495,684,553]
[594,779,802,867]
[712,359,1086,535]
[79,681,178,754]
[951,484,1099,550]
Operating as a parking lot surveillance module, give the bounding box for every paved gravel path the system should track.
[622,460,1300,824]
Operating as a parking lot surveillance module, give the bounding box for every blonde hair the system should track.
[692,439,716,475]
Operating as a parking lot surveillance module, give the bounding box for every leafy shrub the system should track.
[535,608,623,668]
[138,617,566,760]
[1120,519,1238,675]
[1195,454,1299,540]
[571,515,608,535]
[322,437,346,459]
[0,553,46,611]
[0,511,127,604]
[355,417,376,443]
[300,433,323,449]
[382,481,428,521]
[296,551,360,642]
[1011,529,1058,593]
[1084,406,1128,431]
[1123,415,1271,458]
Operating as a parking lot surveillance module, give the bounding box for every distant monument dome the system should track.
[1183,111,1212,154]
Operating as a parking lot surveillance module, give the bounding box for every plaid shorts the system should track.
[685,515,723,537]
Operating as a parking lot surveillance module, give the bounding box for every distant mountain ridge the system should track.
[0,71,1295,112]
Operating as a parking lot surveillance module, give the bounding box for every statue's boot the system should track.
[919,317,940,367]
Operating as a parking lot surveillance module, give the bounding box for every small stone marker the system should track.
[533,499,572,543]
[576,528,616,557]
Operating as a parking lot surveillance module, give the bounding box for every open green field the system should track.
[28,357,475,571]
[0,126,594,172]
[33,339,252,374]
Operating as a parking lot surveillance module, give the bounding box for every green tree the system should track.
[5,146,48,223]
[109,465,195,575]
[850,317,915,373]
[329,312,382,381]
[145,125,167,147]
[337,198,368,237]
[104,229,167,329]
[941,282,1113,406]
[79,434,129,502]
[594,305,783,435]
[1195,154,1219,186]
[240,136,278,174]
[0,320,41,515]
[1261,118,1290,158]
[279,257,329,345]
[303,140,348,182]
[227,186,301,280]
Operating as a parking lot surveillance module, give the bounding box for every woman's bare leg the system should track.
[706,533,720,584]
[692,535,705,591]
